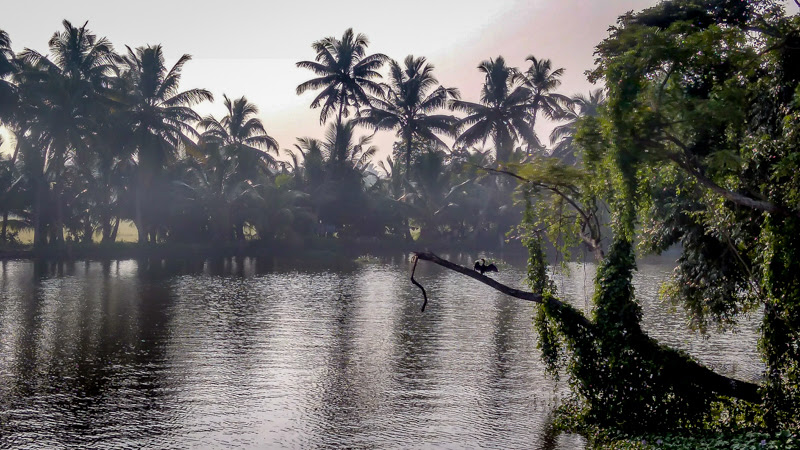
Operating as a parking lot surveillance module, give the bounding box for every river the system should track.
[0,254,762,448]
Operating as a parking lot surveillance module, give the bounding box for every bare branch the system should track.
[412,251,592,328]
[410,255,429,312]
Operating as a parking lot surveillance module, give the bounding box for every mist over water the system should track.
[0,256,761,448]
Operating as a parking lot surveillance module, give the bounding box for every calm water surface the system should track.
[0,255,762,448]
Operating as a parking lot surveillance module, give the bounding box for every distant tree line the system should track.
[0,22,600,249]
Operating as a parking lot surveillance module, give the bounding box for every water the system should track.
[0,255,762,448]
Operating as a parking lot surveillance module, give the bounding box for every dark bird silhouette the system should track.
[474,258,498,275]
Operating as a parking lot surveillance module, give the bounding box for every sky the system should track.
[2,0,797,160]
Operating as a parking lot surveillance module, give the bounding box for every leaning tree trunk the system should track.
[409,251,762,415]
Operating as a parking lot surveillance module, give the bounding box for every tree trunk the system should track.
[135,184,147,244]
[82,217,93,244]
[53,181,65,246]
[1,143,20,244]
[337,94,346,124]
[236,222,246,241]
[410,251,762,405]
[110,216,120,242]
[1,210,9,244]
[32,180,47,249]
[101,214,112,244]
[405,132,413,179]
[100,172,113,244]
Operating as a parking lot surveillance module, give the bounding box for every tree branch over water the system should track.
[410,251,763,405]
[412,252,590,328]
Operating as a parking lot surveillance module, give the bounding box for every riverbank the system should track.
[0,236,531,262]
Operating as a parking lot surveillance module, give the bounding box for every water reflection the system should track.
[0,260,182,447]
[0,255,762,448]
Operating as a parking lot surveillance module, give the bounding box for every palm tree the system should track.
[16,20,119,247]
[357,55,460,176]
[291,137,326,189]
[0,28,17,123]
[78,112,136,243]
[198,95,278,181]
[518,55,568,154]
[0,135,27,244]
[0,30,20,244]
[121,44,212,243]
[295,120,377,233]
[550,88,605,165]
[197,95,278,240]
[322,119,377,171]
[296,28,388,124]
[176,139,265,242]
[449,56,536,163]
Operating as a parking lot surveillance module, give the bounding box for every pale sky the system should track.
[2,0,797,160]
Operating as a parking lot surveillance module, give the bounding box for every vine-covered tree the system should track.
[549,88,605,165]
[535,0,800,431]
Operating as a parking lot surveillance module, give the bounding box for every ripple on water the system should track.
[0,256,762,448]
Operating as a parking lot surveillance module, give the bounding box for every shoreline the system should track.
[0,237,531,263]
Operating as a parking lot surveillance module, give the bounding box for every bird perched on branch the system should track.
[474,258,498,275]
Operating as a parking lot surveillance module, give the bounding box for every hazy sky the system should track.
[2,0,796,159]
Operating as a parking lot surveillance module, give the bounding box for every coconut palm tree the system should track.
[322,119,377,171]
[291,137,325,190]
[0,28,17,123]
[517,55,569,154]
[198,95,278,182]
[197,95,278,239]
[175,138,264,242]
[15,20,119,247]
[296,28,388,124]
[550,88,605,165]
[0,135,29,244]
[77,112,137,243]
[295,120,377,233]
[356,55,460,176]
[121,44,212,243]
[0,30,21,244]
[449,56,536,163]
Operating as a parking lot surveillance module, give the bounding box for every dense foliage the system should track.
[516,0,800,436]
[0,24,590,250]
